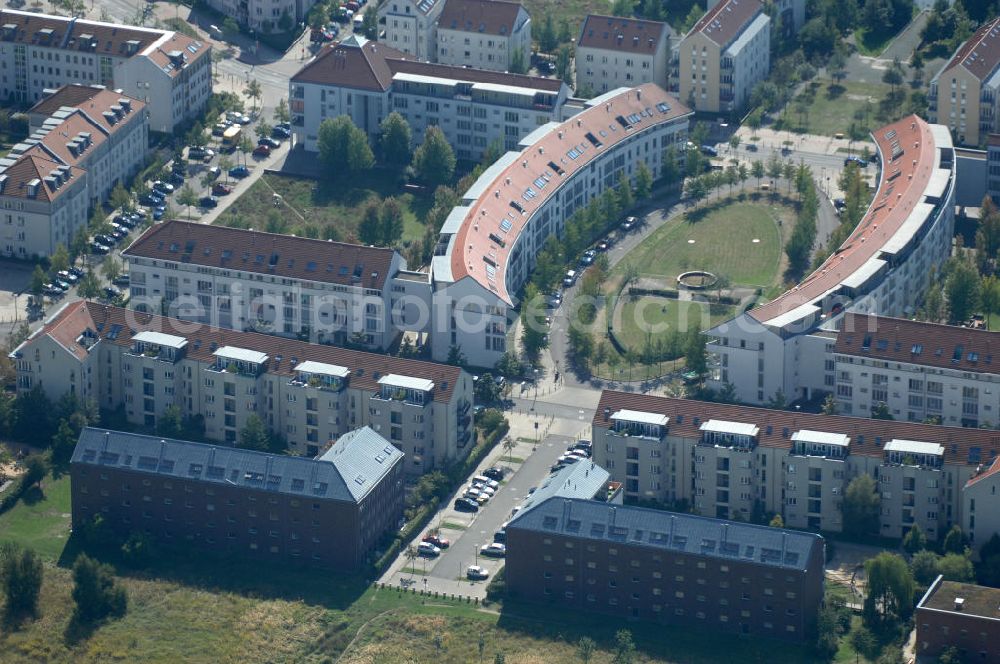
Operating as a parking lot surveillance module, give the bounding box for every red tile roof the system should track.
[749,115,941,324]
[835,313,1000,376]
[122,220,398,291]
[691,0,763,47]
[944,17,1000,82]
[593,391,1000,467]
[438,0,525,37]
[0,153,80,202]
[448,84,691,304]
[29,84,104,117]
[577,14,669,54]
[966,455,1000,487]
[26,301,464,403]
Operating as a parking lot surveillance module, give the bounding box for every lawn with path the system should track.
[616,298,735,352]
[780,79,888,139]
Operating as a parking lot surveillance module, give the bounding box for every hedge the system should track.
[0,475,27,515]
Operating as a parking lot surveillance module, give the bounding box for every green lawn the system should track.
[779,79,888,138]
[219,171,430,250]
[0,473,72,560]
[617,298,735,351]
[615,200,787,289]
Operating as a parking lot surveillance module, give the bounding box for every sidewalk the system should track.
[739,127,876,159]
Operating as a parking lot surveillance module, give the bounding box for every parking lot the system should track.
[380,431,580,597]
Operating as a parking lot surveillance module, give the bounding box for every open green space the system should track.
[219,171,429,248]
[616,298,735,352]
[779,79,888,138]
[615,200,787,290]
[0,473,72,561]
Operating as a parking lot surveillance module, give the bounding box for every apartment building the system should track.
[70,426,404,569]
[12,301,474,475]
[707,0,804,34]
[706,116,956,406]
[289,35,568,161]
[929,17,1000,147]
[203,0,312,33]
[505,493,824,639]
[121,220,431,351]
[916,576,1000,662]
[0,10,211,132]
[988,134,1000,205]
[0,86,147,259]
[575,15,671,96]
[591,391,1000,542]
[431,84,691,367]
[677,0,769,114]
[831,313,1000,425]
[435,0,530,73]
[378,0,445,61]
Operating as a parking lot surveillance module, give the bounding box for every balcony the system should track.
[607,409,668,440]
[288,361,349,392]
[883,439,944,470]
[128,331,187,364]
[720,58,734,71]
[373,374,433,407]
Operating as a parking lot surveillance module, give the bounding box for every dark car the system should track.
[252,144,271,158]
[90,242,110,254]
[258,136,281,149]
[229,165,250,179]
[42,284,64,297]
[168,171,185,185]
[272,126,291,139]
[152,180,175,194]
[454,497,479,512]
[844,155,868,168]
[212,182,233,196]
[140,192,165,206]
[700,144,718,157]
[68,267,84,279]
[112,274,130,287]
[483,467,506,481]
[103,286,122,300]
[199,195,219,208]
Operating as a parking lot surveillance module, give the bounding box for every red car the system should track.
[252,144,271,158]
[212,182,233,196]
[422,534,450,549]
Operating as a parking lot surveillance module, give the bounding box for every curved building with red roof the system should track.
[428,83,692,367]
[706,115,956,405]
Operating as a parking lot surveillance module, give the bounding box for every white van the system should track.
[562,269,577,287]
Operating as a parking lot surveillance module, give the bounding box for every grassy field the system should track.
[781,79,888,138]
[0,469,818,663]
[617,298,735,350]
[220,171,429,248]
[615,200,787,289]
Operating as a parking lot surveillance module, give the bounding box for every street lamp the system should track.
[474,544,479,567]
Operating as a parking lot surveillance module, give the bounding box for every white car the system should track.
[557,454,580,465]
[480,542,506,558]
[472,483,496,497]
[472,475,500,490]
[417,541,441,557]
[467,565,490,580]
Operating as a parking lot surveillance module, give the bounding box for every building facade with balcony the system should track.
[435,0,531,73]
[575,15,671,96]
[121,220,430,352]
[430,84,691,367]
[289,35,569,161]
[706,116,956,406]
[591,391,1000,542]
[70,425,404,569]
[676,0,769,114]
[505,491,825,639]
[12,302,475,476]
[929,17,1000,148]
[916,576,1000,662]
[0,10,210,133]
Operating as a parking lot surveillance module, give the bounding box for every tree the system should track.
[475,373,502,403]
[521,283,548,362]
[828,48,848,83]
[22,454,46,491]
[494,653,506,664]
[413,126,456,187]
[177,185,199,219]
[903,524,927,554]
[379,112,412,168]
[943,525,966,554]
[359,202,381,246]
[613,629,636,664]
[77,268,100,299]
[317,116,375,178]
[362,5,378,39]
[238,414,271,452]
[681,4,703,32]
[2,546,43,621]
[864,552,915,626]
[52,418,77,467]
[660,146,681,189]
[509,48,527,74]
[243,78,263,114]
[379,197,405,247]
[617,171,634,211]
[70,227,89,264]
[882,56,905,100]
[850,626,877,663]
[222,17,240,41]
[30,264,46,296]
[556,44,573,85]
[937,552,975,582]
[446,344,467,367]
[71,553,127,624]
[101,256,122,283]
[751,160,765,189]
[769,514,784,528]
[156,404,184,439]
[910,549,941,585]
[684,326,706,375]
[634,161,652,200]
[871,401,894,420]
[946,257,981,324]
[50,243,70,276]
[577,636,596,664]
[821,394,838,415]
[273,98,290,125]
[843,474,880,539]
[109,182,131,211]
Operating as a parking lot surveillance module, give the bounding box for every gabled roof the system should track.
[943,17,1000,82]
[593,391,1000,468]
[690,0,763,47]
[28,84,103,117]
[18,301,465,404]
[577,14,670,54]
[508,496,823,571]
[122,220,398,291]
[438,0,525,37]
[72,426,400,504]
[512,460,609,520]
[0,153,80,202]
[965,456,1000,488]
[835,313,1000,376]
[291,35,400,91]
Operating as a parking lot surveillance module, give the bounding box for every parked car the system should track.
[483,467,506,481]
[90,242,110,254]
[310,28,334,43]
[168,171,185,185]
[140,193,163,206]
[112,274,130,287]
[454,497,479,512]
[562,269,577,288]
[252,144,271,158]
[480,543,506,558]
[205,166,222,181]
[229,165,250,179]
[472,475,499,490]
[621,216,638,232]
[152,180,175,195]
[573,439,593,452]
[844,155,868,168]
[212,182,233,196]
[471,483,495,497]
[417,541,441,557]
[42,284,64,296]
[258,136,281,149]
[152,208,165,220]
[700,144,718,157]
[422,534,450,549]
[103,286,122,299]
[272,125,291,139]
[68,267,84,279]
[466,565,489,581]
[596,239,611,252]
[211,123,229,137]
[56,270,78,284]
[198,196,218,208]
[188,146,210,160]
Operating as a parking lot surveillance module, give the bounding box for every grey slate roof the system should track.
[513,460,609,518]
[508,497,823,572]
[72,427,402,504]
[318,426,403,501]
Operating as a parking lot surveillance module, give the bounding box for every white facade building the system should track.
[430,84,691,367]
[11,301,475,475]
[0,10,211,132]
[435,0,530,73]
[378,0,444,61]
[289,35,569,161]
[575,14,671,96]
[706,115,956,406]
[204,0,311,32]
